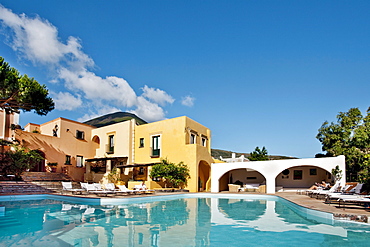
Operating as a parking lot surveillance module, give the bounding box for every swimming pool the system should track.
[0,194,369,246]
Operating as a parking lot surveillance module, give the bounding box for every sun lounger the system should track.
[117,185,138,194]
[305,187,324,197]
[80,182,88,190]
[85,183,115,196]
[104,183,120,191]
[325,183,365,204]
[133,184,155,193]
[338,196,370,209]
[312,181,341,199]
[343,183,363,194]
[61,182,85,194]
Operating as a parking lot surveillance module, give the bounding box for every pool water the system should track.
[0,195,369,246]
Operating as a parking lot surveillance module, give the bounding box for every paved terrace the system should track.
[277,191,370,223]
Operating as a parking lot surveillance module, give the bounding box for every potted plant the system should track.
[107,168,123,185]
[47,162,58,173]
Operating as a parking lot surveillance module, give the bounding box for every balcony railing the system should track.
[106,144,114,154]
[152,148,160,157]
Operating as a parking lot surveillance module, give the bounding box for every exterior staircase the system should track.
[0,172,74,194]
[0,181,53,194]
[21,172,71,182]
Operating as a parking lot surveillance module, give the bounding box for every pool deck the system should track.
[275,191,370,223]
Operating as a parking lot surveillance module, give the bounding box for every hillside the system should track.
[84,112,147,127]
[211,148,297,160]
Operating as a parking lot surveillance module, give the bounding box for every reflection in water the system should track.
[0,197,369,246]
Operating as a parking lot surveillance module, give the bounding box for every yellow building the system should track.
[14,113,213,192]
[134,116,213,192]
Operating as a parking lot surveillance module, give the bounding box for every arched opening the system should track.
[92,135,100,145]
[30,150,46,172]
[275,165,332,190]
[198,160,211,192]
[218,168,266,192]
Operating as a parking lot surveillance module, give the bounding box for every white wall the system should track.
[211,156,346,194]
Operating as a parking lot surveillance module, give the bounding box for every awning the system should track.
[85,157,128,162]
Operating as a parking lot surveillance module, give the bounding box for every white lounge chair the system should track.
[325,183,364,204]
[61,182,85,194]
[313,181,341,199]
[134,184,155,193]
[118,185,137,194]
[80,182,88,190]
[85,183,115,196]
[338,196,370,209]
[104,183,119,191]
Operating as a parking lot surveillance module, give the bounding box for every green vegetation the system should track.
[331,165,343,182]
[150,158,190,188]
[0,56,54,115]
[249,146,269,161]
[84,112,147,127]
[316,107,370,185]
[107,167,122,184]
[0,143,44,180]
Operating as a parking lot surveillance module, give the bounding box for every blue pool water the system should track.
[0,194,369,246]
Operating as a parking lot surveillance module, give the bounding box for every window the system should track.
[310,168,317,176]
[107,135,114,154]
[76,156,83,167]
[152,135,161,157]
[201,137,207,147]
[53,125,58,137]
[190,133,196,144]
[76,130,85,140]
[294,170,303,180]
[139,138,144,148]
[65,155,71,165]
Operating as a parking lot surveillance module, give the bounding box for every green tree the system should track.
[0,56,54,115]
[249,146,269,161]
[150,158,190,188]
[316,107,370,183]
[0,144,44,180]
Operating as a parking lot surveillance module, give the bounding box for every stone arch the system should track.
[218,168,266,192]
[275,165,332,189]
[211,156,346,194]
[198,160,211,192]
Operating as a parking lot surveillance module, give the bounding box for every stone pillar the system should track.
[106,160,112,173]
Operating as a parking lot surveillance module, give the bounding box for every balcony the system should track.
[151,148,160,157]
[106,144,114,154]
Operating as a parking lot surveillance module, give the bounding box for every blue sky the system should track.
[1,1,370,158]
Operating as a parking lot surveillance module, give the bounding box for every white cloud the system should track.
[77,106,121,123]
[0,5,175,122]
[53,92,82,111]
[58,68,138,108]
[181,95,195,107]
[131,96,166,122]
[141,85,175,106]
